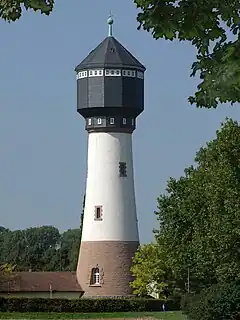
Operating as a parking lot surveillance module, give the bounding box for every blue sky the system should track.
[0,0,239,244]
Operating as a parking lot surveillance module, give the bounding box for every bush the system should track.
[0,297,180,313]
[181,280,240,320]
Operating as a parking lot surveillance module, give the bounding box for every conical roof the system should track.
[75,36,145,72]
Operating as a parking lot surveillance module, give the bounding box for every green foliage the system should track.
[0,0,54,22]
[79,194,85,243]
[57,228,80,271]
[181,280,240,320]
[0,226,80,272]
[130,243,174,297]
[0,297,180,313]
[154,118,240,292]
[135,0,240,108]
[0,263,15,283]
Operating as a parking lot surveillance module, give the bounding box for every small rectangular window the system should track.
[95,206,103,220]
[110,118,114,124]
[96,207,101,219]
[132,118,134,126]
[97,118,102,125]
[123,118,127,124]
[88,118,92,125]
[119,162,127,177]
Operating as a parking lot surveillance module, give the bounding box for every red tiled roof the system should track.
[0,272,83,292]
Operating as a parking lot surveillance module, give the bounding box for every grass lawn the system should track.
[0,311,186,319]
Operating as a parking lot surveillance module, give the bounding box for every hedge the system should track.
[0,297,180,313]
[181,279,240,320]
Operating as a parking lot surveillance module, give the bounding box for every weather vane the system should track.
[107,11,114,37]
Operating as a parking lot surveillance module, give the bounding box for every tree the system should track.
[154,118,240,292]
[57,228,81,271]
[130,243,173,297]
[135,0,240,108]
[79,194,85,243]
[181,280,240,320]
[0,225,81,271]
[0,0,54,22]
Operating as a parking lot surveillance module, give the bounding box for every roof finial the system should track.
[107,12,114,37]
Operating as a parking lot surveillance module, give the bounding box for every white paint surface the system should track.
[81,132,139,242]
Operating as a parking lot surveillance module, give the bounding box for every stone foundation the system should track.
[76,241,139,297]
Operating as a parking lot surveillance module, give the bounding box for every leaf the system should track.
[135,0,240,108]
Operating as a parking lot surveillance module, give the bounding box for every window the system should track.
[119,162,127,177]
[90,267,100,285]
[123,118,127,124]
[105,69,121,76]
[88,118,92,125]
[77,70,88,80]
[122,69,136,77]
[88,69,104,77]
[97,118,102,125]
[131,118,134,126]
[94,205,103,220]
[110,118,114,125]
[137,71,144,79]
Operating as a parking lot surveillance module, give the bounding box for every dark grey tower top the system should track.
[75,16,146,133]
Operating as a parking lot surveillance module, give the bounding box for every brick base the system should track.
[76,241,139,297]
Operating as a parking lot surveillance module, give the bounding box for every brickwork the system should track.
[76,241,139,297]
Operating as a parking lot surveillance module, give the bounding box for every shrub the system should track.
[0,297,180,313]
[181,279,240,320]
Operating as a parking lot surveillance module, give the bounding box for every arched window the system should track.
[90,267,100,285]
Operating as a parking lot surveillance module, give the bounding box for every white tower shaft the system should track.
[82,131,139,242]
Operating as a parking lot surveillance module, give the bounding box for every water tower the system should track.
[75,16,146,297]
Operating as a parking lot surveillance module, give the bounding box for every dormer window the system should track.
[123,118,127,124]
[97,118,102,125]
